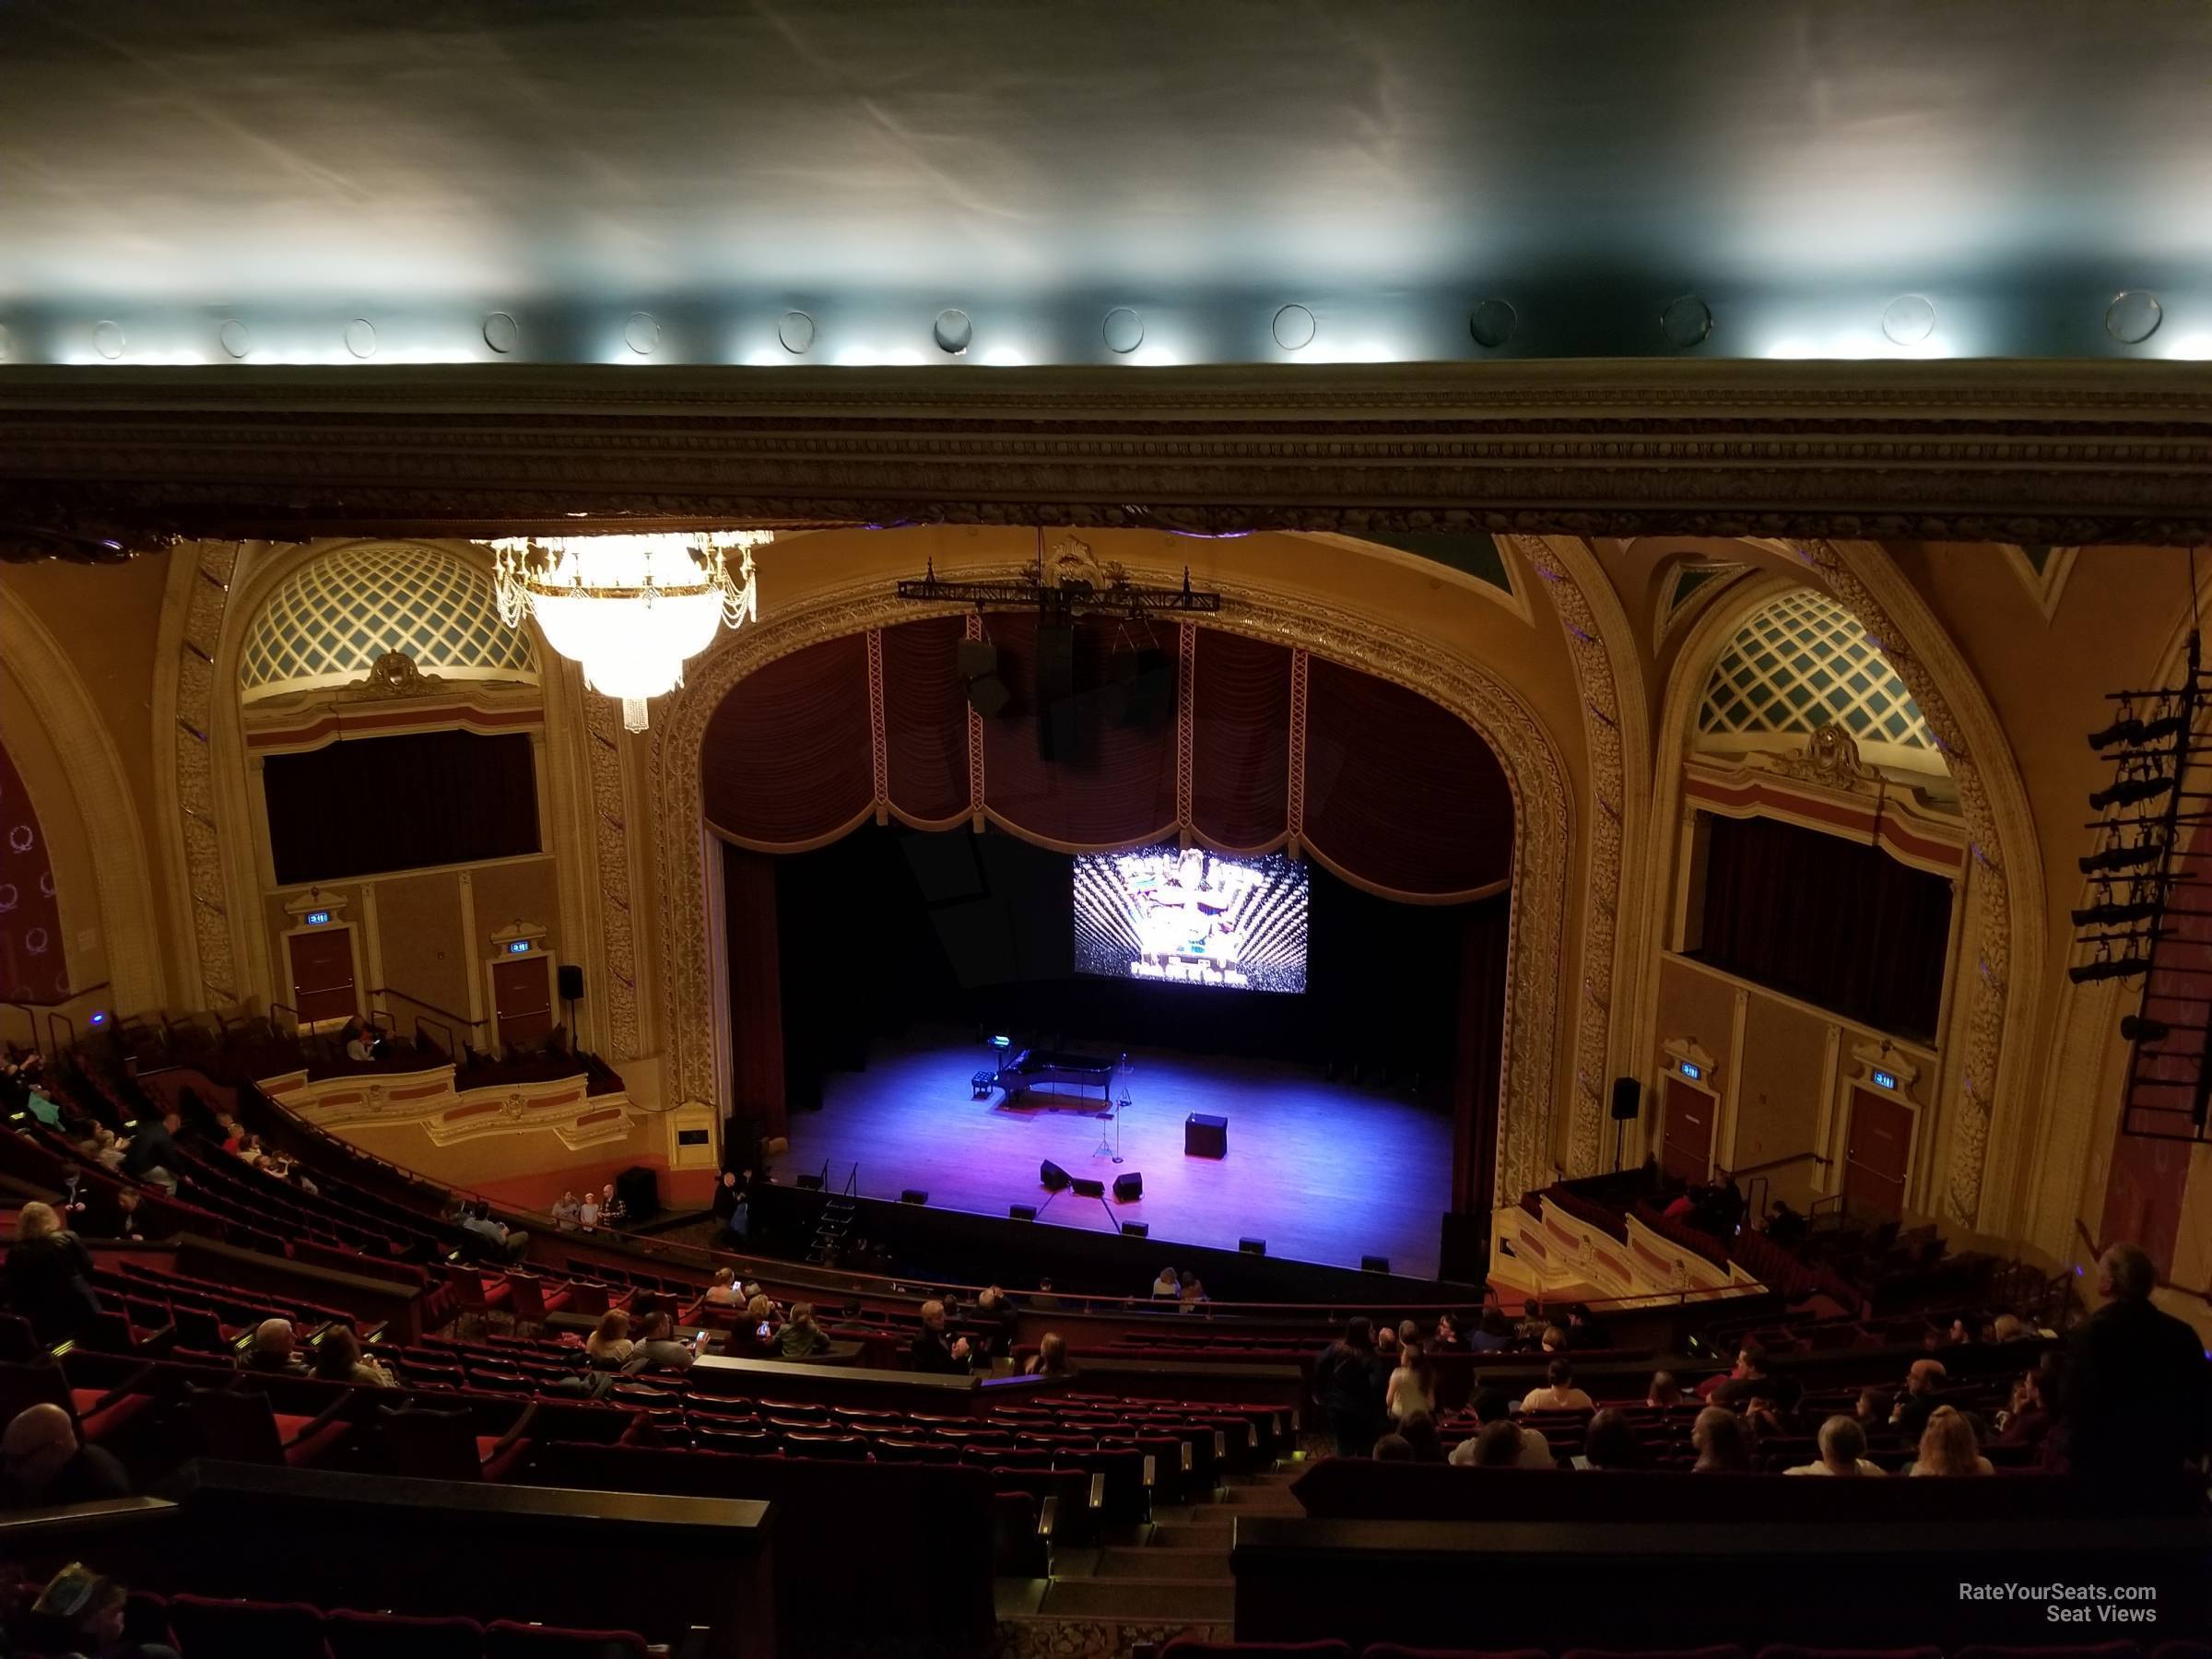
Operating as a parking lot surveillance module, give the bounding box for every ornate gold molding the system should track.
[648,565,1575,1206]
[3,360,2209,546]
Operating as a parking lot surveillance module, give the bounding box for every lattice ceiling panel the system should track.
[240,542,537,701]
[1697,588,1936,754]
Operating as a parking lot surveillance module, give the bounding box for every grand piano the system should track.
[997,1046,1119,1105]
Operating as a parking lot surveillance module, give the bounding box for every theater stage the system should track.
[777,1029,1453,1279]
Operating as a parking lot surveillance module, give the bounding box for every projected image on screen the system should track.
[1074,845,1309,994]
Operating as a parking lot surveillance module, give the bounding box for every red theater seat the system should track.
[1363,1647,1550,1659]
[483,1619,650,1658]
[1956,1648,2145,1659]
[1561,1649,1748,1659]
[327,1608,487,1659]
[166,1593,329,1659]
[186,1385,351,1468]
[1163,1642,1353,1659]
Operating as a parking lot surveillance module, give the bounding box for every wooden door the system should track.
[1843,1088,1913,1218]
[288,927,357,1027]
[1661,1076,1715,1182]
[493,955,553,1053]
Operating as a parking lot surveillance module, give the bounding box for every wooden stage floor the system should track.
[779,1030,1453,1279]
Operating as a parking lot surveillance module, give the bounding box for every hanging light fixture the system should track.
[488,531,771,732]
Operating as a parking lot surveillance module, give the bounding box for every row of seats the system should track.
[107,1594,653,1659]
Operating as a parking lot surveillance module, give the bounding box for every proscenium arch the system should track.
[652,561,1577,1213]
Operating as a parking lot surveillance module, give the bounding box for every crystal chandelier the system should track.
[488,531,771,732]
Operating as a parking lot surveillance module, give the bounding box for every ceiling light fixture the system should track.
[489,530,771,732]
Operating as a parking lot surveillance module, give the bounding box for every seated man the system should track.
[1784,1414,1885,1477]
[1889,1358,1947,1438]
[1451,1387,1556,1467]
[244,1318,306,1374]
[908,1299,971,1374]
[1703,1342,1774,1406]
[1,1404,132,1509]
[626,1311,704,1372]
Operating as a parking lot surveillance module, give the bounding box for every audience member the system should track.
[2,1201,103,1344]
[1314,1317,1384,1457]
[628,1311,702,1372]
[973,1285,1019,1361]
[16,1561,178,1659]
[1691,1406,1751,1472]
[1699,1342,1771,1405]
[2066,1241,2211,1490]
[1395,1409,1448,1463]
[1150,1265,1181,1299]
[1385,1341,1437,1422]
[1994,1351,2063,1453]
[705,1267,741,1306]
[1431,1312,1465,1351]
[597,1182,626,1227]
[1521,1358,1594,1413]
[1538,1324,1569,1354]
[1909,1404,1993,1476]
[1027,1332,1076,1377]
[909,1300,971,1374]
[1032,1277,1062,1312]
[1992,1312,2027,1343]
[245,1318,305,1374]
[1581,1408,1641,1469]
[741,1294,776,1336]
[1179,1271,1208,1311]
[311,1325,394,1387]
[1647,1371,1685,1408]
[1889,1358,1947,1438]
[1468,1418,1528,1467]
[1371,1432,1415,1462]
[1,1405,131,1509]
[452,1198,529,1263]
[778,1302,830,1360]
[1854,1386,1888,1428]
[1785,1415,1884,1477]
[1467,1309,1513,1352]
[550,1190,582,1229]
[584,1309,634,1369]
[577,1189,601,1230]
[1450,1387,1553,1468]
[120,1109,182,1194]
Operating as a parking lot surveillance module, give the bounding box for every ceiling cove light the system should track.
[489,530,771,732]
[344,319,378,359]
[1272,304,1317,350]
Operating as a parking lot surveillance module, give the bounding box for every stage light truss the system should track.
[2075,629,2212,1144]
[894,560,1221,617]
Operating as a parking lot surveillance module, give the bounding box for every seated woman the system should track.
[1690,1406,1751,1472]
[584,1309,634,1370]
[1908,1404,1994,1476]
[312,1324,396,1387]
[1026,1332,1076,1378]
[705,1266,742,1305]
[778,1301,831,1360]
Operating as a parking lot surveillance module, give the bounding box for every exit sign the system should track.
[507,940,532,955]
[305,910,330,925]
[1872,1067,1899,1090]
[1678,1061,1702,1081]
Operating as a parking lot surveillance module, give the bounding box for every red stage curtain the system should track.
[701,634,873,846]
[979,611,1179,849]
[1301,657,1514,898]
[262,729,539,885]
[721,847,786,1138]
[1453,892,1511,1213]
[879,618,971,826]
[0,735,66,1003]
[1692,811,1953,1041]
[1190,630,1291,851]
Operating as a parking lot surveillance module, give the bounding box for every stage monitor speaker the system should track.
[1239,1237,1266,1255]
[1009,1204,1038,1221]
[956,639,998,679]
[1184,1113,1229,1159]
[1035,618,1077,760]
[967,673,1011,718]
[615,1166,661,1222]
[1121,1221,1149,1238]
[1611,1077,1643,1121]
[1112,1171,1143,1202]
[1361,1254,1391,1274]
[1438,1209,1489,1285]
[1040,1159,1071,1191]
[794,1173,824,1192]
[1071,1176,1107,1199]
[900,1189,928,1205]
[956,639,1012,718]
[1107,646,1173,728]
[557,963,585,1002]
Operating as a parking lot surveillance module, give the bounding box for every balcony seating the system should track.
[483,1621,652,1658]
[185,1383,352,1468]
[166,1594,331,1659]
[325,1608,489,1659]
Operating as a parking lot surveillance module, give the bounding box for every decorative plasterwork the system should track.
[1684,751,1967,877]
[1789,539,2045,1232]
[1657,561,1747,646]
[2000,544,2080,621]
[4,359,2210,547]
[261,1064,633,1151]
[650,565,1574,1206]
[172,540,242,1006]
[581,689,641,1061]
[1661,1036,1721,1081]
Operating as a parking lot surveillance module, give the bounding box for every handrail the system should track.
[1724,1148,1831,1180]
[0,981,112,1011]
[371,985,487,1036]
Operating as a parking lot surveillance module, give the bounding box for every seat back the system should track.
[187,1385,288,1465]
[483,1618,650,1658]
[380,1406,488,1481]
[327,1607,487,1659]
[167,1593,330,1659]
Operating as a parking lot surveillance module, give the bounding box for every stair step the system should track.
[1039,1579,1237,1621]
[1149,1522,1234,1548]
[1221,1486,1301,1507]
[1095,1547,1232,1581]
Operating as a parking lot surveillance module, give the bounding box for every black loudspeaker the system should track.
[557,963,584,1003]
[1361,1254,1391,1274]
[1439,1209,1489,1285]
[1040,1159,1071,1191]
[615,1166,660,1222]
[1239,1237,1266,1255]
[1112,1171,1143,1202]
[1035,618,1077,760]
[900,1189,928,1205]
[957,638,1012,718]
[1009,1204,1038,1221]
[1106,646,1173,728]
[1610,1077,1644,1122]
[1121,1221,1149,1238]
[1071,1176,1107,1199]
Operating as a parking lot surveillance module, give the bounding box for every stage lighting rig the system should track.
[894,542,1222,619]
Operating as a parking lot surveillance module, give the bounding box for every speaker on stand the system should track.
[1610,1076,1643,1171]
